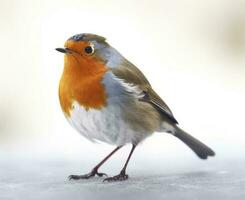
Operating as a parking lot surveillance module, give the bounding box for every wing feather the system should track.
[110,60,178,124]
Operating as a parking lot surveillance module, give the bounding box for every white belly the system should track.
[66,101,149,145]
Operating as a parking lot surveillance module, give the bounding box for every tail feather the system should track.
[174,126,215,159]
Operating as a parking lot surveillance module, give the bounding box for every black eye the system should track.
[84,46,94,54]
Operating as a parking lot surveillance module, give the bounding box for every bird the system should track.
[56,33,215,182]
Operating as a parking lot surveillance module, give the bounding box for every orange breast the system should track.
[59,54,108,116]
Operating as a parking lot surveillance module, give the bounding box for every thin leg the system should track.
[103,144,137,182]
[69,146,122,180]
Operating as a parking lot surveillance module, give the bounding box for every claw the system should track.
[96,172,108,177]
[68,174,92,180]
[103,173,128,182]
[69,175,83,180]
[68,170,107,180]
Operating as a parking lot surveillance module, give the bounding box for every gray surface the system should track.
[0,155,244,200]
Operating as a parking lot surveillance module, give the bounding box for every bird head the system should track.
[56,33,123,76]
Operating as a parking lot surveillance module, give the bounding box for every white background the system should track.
[0,0,245,199]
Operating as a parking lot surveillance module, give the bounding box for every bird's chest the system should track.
[59,73,107,116]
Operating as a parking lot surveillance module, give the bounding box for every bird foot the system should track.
[103,172,128,182]
[68,169,107,180]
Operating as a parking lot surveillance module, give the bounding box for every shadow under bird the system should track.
[56,33,215,182]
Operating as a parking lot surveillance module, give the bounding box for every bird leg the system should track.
[69,146,122,180]
[103,144,136,182]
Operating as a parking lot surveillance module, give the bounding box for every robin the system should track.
[56,33,215,182]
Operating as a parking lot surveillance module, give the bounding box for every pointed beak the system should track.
[55,48,71,53]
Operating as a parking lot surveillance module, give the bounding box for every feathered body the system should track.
[58,33,215,159]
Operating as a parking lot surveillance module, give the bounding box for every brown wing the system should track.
[111,60,178,124]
